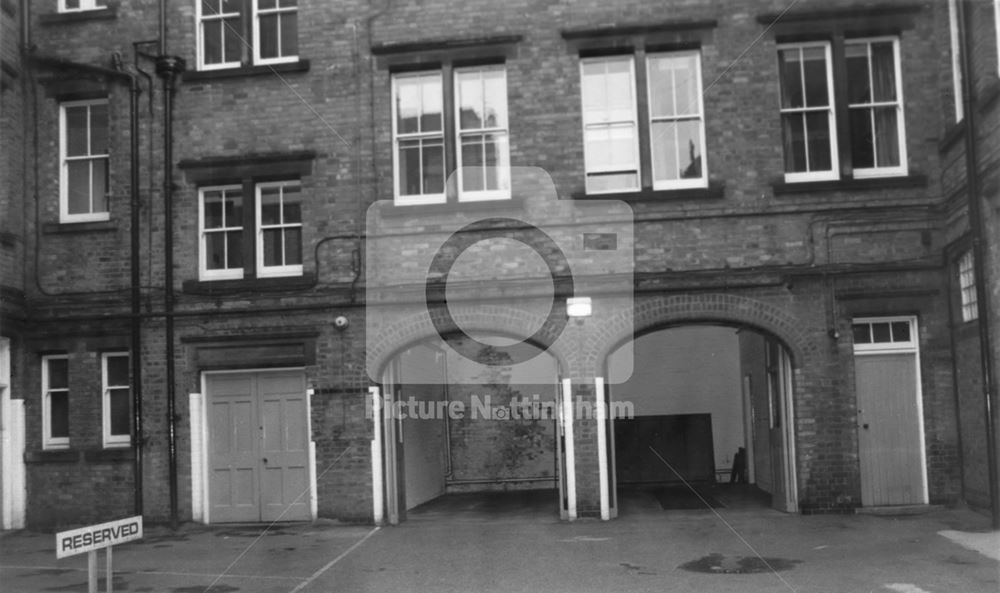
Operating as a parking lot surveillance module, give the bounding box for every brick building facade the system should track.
[0,0,997,529]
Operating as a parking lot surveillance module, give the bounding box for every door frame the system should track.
[195,367,314,524]
[851,315,929,506]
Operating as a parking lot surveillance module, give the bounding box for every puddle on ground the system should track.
[679,553,799,574]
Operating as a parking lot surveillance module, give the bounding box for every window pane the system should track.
[482,70,506,128]
[91,159,108,213]
[398,140,421,194]
[204,192,224,228]
[845,44,870,104]
[891,321,911,342]
[651,121,679,181]
[852,324,872,344]
[872,322,891,343]
[649,54,699,117]
[260,187,281,224]
[420,81,443,132]
[263,228,282,266]
[279,12,297,57]
[458,72,484,130]
[206,232,227,269]
[677,120,702,179]
[89,103,108,154]
[258,0,276,8]
[423,143,444,194]
[66,106,89,156]
[849,108,875,169]
[65,0,80,8]
[107,355,129,385]
[48,359,68,389]
[778,49,804,108]
[461,136,485,192]
[396,80,421,134]
[483,133,508,189]
[804,111,832,171]
[109,388,130,436]
[259,14,278,58]
[871,42,896,102]
[284,228,302,265]
[802,47,829,107]
[587,172,637,193]
[874,108,900,167]
[224,16,242,62]
[50,392,69,438]
[204,20,222,64]
[648,59,676,117]
[781,113,806,172]
[226,231,243,268]
[67,161,91,214]
[581,62,609,118]
[283,193,301,223]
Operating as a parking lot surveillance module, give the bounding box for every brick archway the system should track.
[589,293,815,377]
[365,305,569,382]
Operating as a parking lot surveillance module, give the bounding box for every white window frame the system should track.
[256,180,304,278]
[959,250,978,322]
[646,50,708,190]
[198,185,245,281]
[851,316,918,354]
[996,0,1000,77]
[949,0,965,122]
[845,37,908,179]
[58,0,105,12]
[777,42,839,183]
[196,0,243,71]
[252,0,299,66]
[454,65,511,202]
[59,99,110,224]
[42,355,70,450]
[580,56,642,194]
[102,352,131,448]
[391,72,447,206]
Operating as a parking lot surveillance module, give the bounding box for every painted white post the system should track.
[2,399,26,530]
[370,386,384,526]
[306,389,317,520]
[105,546,113,593]
[561,378,577,520]
[188,393,203,523]
[595,377,610,520]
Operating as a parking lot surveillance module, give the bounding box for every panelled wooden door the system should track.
[208,371,311,523]
[853,317,927,507]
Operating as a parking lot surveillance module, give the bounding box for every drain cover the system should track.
[680,553,799,574]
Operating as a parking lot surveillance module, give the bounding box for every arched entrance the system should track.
[375,332,567,524]
[605,323,798,516]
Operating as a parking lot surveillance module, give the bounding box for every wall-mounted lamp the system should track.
[567,297,592,319]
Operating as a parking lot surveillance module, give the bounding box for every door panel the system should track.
[208,371,310,523]
[855,353,926,506]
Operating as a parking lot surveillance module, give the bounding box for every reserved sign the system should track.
[56,516,143,559]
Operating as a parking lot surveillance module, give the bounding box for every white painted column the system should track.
[306,388,317,520]
[370,386,384,526]
[561,378,577,520]
[189,393,204,523]
[595,377,610,520]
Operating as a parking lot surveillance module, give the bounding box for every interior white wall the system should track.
[609,326,745,475]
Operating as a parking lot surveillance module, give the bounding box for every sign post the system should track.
[56,516,142,593]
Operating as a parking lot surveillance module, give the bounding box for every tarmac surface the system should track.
[1,497,998,593]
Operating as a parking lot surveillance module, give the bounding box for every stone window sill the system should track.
[772,174,927,195]
[571,182,725,202]
[42,219,118,234]
[39,6,117,25]
[379,195,526,218]
[183,60,310,83]
[182,272,316,295]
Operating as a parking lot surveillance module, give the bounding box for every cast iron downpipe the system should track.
[155,52,185,529]
[957,0,1000,529]
[27,51,146,518]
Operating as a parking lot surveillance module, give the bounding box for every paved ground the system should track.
[1,502,997,593]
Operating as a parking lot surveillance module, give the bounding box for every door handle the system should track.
[862,424,869,430]
[262,457,268,464]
